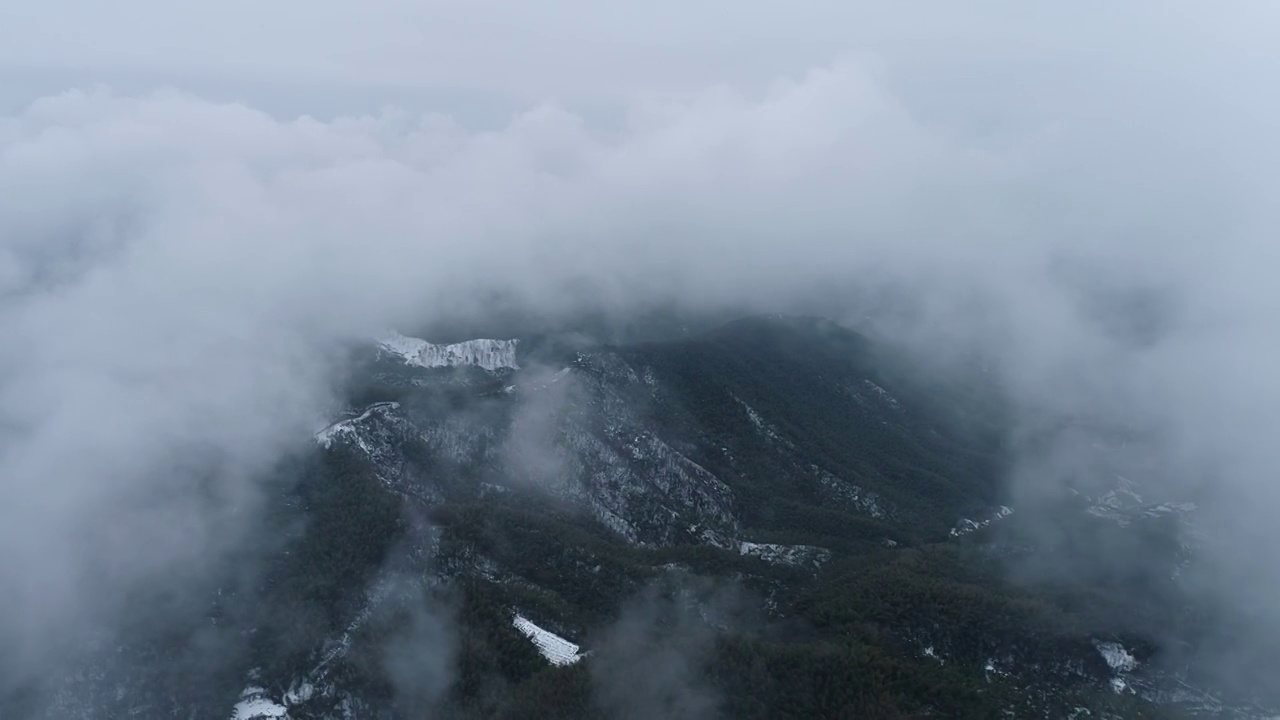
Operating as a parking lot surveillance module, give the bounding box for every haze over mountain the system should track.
[1,2,1279,717]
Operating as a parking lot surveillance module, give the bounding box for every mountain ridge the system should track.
[17,314,1269,719]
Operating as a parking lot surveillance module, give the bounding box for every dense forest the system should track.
[15,316,1243,719]
[246,451,1180,718]
[237,316,1211,718]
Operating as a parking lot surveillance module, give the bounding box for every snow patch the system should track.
[1096,641,1138,672]
[512,614,582,666]
[231,687,289,720]
[379,331,518,371]
[739,541,831,568]
[315,402,399,450]
[950,505,1013,537]
[1095,641,1138,695]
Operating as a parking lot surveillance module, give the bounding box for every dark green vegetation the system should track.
[620,315,1010,544]
[15,315,1230,719]
[231,315,1205,718]
[259,479,1174,718]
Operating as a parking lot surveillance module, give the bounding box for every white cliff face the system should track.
[414,338,519,371]
[378,331,519,371]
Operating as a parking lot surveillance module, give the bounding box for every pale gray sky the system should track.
[4,2,1273,121]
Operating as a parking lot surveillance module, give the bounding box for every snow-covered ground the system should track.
[230,687,289,720]
[1095,640,1138,694]
[950,505,1014,537]
[512,614,583,666]
[315,401,400,450]
[378,331,519,371]
[739,541,831,568]
[1096,641,1138,673]
[228,680,317,719]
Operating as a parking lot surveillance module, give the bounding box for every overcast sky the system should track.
[2,0,1280,704]
[4,2,1274,120]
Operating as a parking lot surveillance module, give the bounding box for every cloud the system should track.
[1,3,1279,702]
[589,577,743,720]
[501,362,578,490]
[378,576,456,715]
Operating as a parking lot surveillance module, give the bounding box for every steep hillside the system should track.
[17,315,1266,719]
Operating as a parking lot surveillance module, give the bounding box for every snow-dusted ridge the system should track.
[378,330,519,371]
[512,614,582,666]
[950,505,1013,537]
[739,541,831,568]
[315,401,399,450]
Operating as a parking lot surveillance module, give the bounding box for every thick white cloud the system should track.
[1,0,1279,695]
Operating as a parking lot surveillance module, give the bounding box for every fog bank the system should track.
[1,1,1278,699]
